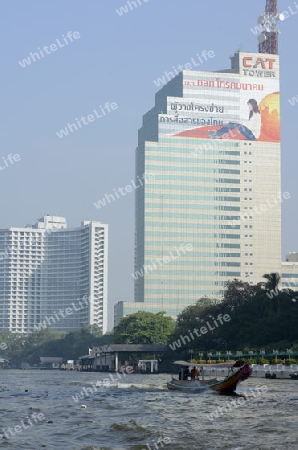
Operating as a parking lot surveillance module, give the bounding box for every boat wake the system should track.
[116,382,167,391]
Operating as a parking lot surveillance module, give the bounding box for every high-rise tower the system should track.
[115,2,282,323]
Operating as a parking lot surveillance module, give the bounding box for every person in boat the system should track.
[190,366,199,380]
[183,368,191,380]
[187,367,192,379]
[199,366,204,379]
[233,360,245,368]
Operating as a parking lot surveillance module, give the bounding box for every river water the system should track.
[0,370,297,450]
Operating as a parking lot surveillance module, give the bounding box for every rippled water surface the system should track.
[0,370,298,449]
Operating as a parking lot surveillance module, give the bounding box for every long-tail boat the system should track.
[167,360,252,394]
[209,360,253,394]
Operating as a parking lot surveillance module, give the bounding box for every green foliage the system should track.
[222,279,258,308]
[169,273,298,359]
[2,273,298,367]
[285,358,297,366]
[260,272,281,292]
[171,297,232,352]
[113,311,175,345]
[0,325,108,368]
[176,297,219,327]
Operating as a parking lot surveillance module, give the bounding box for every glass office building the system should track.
[0,215,108,333]
[281,253,298,292]
[115,51,282,323]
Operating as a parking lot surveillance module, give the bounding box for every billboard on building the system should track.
[158,52,280,143]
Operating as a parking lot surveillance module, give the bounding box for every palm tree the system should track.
[259,273,281,314]
[262,273,281,292]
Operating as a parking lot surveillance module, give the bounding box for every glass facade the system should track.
[135,137,245,311]
[115,51,282,322]
[281,254,298,292]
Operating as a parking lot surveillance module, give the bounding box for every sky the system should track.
[1,0,297,330]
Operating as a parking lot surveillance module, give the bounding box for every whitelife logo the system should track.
[132,244,193,281]
[266,280,298,301]
[116,0,150,16]
[190,129,238,157]
[93,173,155,209]
[168,314,231,351]
[288,94,298,106]
[34,295,90,331]
[1,413,45,439]
[0,341,7,350]
[153,50,215,87]
[0,154,21,172]
[229,191,291,228]
[18,31,81,68]
[72,366,136,403]
[207,385,268,421]
[56,102,118,139]
[0,246,12,261]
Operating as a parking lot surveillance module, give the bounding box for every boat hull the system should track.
[289,374,298,380]
[168,361,253,394]
[209,363,253,394]
[167,377,217,392]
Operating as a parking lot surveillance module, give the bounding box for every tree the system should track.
[174,297,220,338]
[258,272,285,314]
[113,311,175,345]
[260,272,281,292]
[222,278,257,309]
[169,277,298,355]
[89,324,103,338]
[0,326,109,367]
[171,297,231,356]
[0,330,24,367]
[176,297,219,325]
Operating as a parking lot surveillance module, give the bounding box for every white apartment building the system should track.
[0,215,108,333]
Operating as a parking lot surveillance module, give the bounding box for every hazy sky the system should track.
[1,0,297,329]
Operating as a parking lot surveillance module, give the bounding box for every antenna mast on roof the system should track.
[257,0,284,54]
